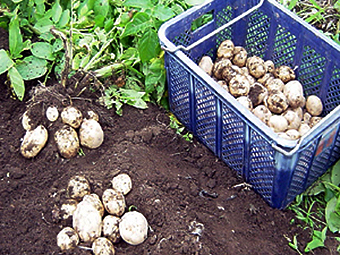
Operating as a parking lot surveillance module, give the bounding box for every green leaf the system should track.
[124,0,153,9]
[57,10,70,27]
[120,88,147,109]
[152,5,175,21]
[94,0,109,18]
[331,161,340,186]
[31,42,55,61]
[326,196,340,232]
[304,228,327,252]
[8,67,25,101]
[143,58,166,99]
[34,17,53,34]
[335,0,340,12]
[121,12,151,37]
[138,29,160,63]
[16,56,48,80]
[0,49,15,75]
[184,0,205,6]
[51,0,63,23]
[9,11,23,58]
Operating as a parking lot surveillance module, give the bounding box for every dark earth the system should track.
[0,29,338,255]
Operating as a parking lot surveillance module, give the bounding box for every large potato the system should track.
[102,189,126,216]
[61,106,83,129]
[79,119,104,149]
[83,193,105,217]
[54,125,80,159]
[119,211,148,245]
[20,125,48,158]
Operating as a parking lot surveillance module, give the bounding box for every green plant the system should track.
[169,113,193,142]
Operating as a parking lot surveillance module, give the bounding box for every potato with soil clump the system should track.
[20,125,48,158]
[54,125,80,159]
[57,227,79,251]
[61,106,83,129]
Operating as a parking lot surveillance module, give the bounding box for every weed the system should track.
[169,113,193,142]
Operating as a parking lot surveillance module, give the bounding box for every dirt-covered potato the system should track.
[60,199,78,220]
[299,123,311,136]
[212,59,232,80]
[46,106,59,122]
[92,237,115,255]
[79,119,104,149]
[83,193,105,217]
[266,78,285,93]
[265,92,289,114]
[54,125,80,158]
[217,39,234,59]
[303,112,312,125]
[246,56,266,78]
[282,110,301,130]
[87,110,99,122]
[275,65,295,83]
[264,60,275,73]
[285,129,301,140]
[67,175,91,201]
[252,105,272,124]
[57,227,79,251]
[306,95,323,116]
[119,211,148,245]
[102,189,126,216]
[309,117,322,128]
[232,46,247,67]
[283,80,305,109]
[222,65,242,82]
[103,215,121,243]
[248,82,268,106]
[20,125,48,159]
[229,74,250,97]
[268,115,288,133]
[72,200,102,243]
[22,111,32,131]
[199,56,214,76]
[257,73,274,86]
[237,96,253,110]
[61,106,83,129]
[111,173,132,195]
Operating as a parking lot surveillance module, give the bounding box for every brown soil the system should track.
[0,30,338,255]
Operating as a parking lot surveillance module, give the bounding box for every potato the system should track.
[119,211,148,245]
[54,125,80,159]
[266,78,284,93]
[60,199,78,220]
[299,123,311,136]
[237,96,253,110]
[72,200,102,243]
[309,117,323,128]
[57,227,79,251]
[67,175,91,200]
[246,56,266,78]
[87,110,99,122]
[199,56,214,76]
[306,95,323,116]
[265,92,288,114]
[102,189,126,216]
[232,46,247,67]
[282,110,301,130]
[217,39,234,59]
[248,82,267,106]
[217,80,229,92]
[229,74,250,97]
[61,106,83,129]
[264,60,275,73]
[111,173,132,195]
[222,65,242,82]
[252,105,272,124]
[22,110,32,131]
[79,119,104,149]
[268,115,288,133]
[92,237,115,255]
[285,129,300,140]
[212,59,232,80]
[83,193,105,217]
[20,125,48,158]
[103,215,121,243]
[275,65,295,83]
[257,73,274,86]
[283,80,305,109]
[46,106,59,122]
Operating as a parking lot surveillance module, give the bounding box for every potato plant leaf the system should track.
[138,29,160,63]
[31,42,55,61]
[325,196,340,233]
[152,5,175,21]
[16,56,48,80]
[121,12,151,37]
[8,67,25,101]
[0,49,15,75]
[51,0,62,23]
[123,0,153,9]
[33,17,53,34]
[9,11,23,58]
[304,227,327,252]
[57,10,70,28]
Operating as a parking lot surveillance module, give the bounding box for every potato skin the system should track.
[79,119,104,149]
[20,125,48,158]
[54,125,80,159]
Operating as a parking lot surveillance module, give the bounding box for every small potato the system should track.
[73,200,102,243]
[268,115,288,133]
[266,78,285,93]
[237,96,253,110]
[46,106,59,122]
[265,92,289,114]
[306,95,323,116]
[229,74,250,97]
[102,189,126,216]
[79,119,104,149]
[285,129,300,140]
[199,56,214,76]
[92,237,115,255]
[282,110,301,130]
[232,46,247,67]
[222,65,242,82]
[57,227,79,251]
[60,199,78,220]
[87,110,99,122]
[283,80,305,109]
[61,106,83,129]
[103,215,121,243]
[264,60,275,73]
[111,173,132,195]
[275,65,295,83]
[246,56,266,78]
[22,110,32,131]
[217,40,234,59]
[20,125,48,159]
[309,117,323,128]
[299,123,311,136]
[248,82,268,106]
[67,175,91,201]
[252,105,272,124]
[54,125,80,159]
[213,59,232,80]
[119,211,148,245]
[257,73,274,86]
[83,193,105,217]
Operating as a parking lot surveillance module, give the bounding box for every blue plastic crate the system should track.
[158,0,340,209]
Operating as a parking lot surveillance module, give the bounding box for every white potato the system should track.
[306,95,323,116]
[60,199,78,220]
[67,175,91,200]
[22,110,32,131]
[111,173,132,195]
[92,237,115,255]
[79,119,104,149]
[46,106,59,122]
[102,215,121,243]
[87,110,99,122]
[20,125,48,158]
[119,211,148,245]
[54,125,80,159]
[73,200,102,243]
[61,106,83,128]
[102,189,126,216]
[57,227,79,251]
[199,56,214,76]
[268,115,288,133]
[83,193,105,217]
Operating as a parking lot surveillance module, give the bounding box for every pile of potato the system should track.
[199,39,324,140]
[20,105,104,158]
[56,174,148,255]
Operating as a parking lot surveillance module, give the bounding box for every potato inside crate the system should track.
[159,0,340,209]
